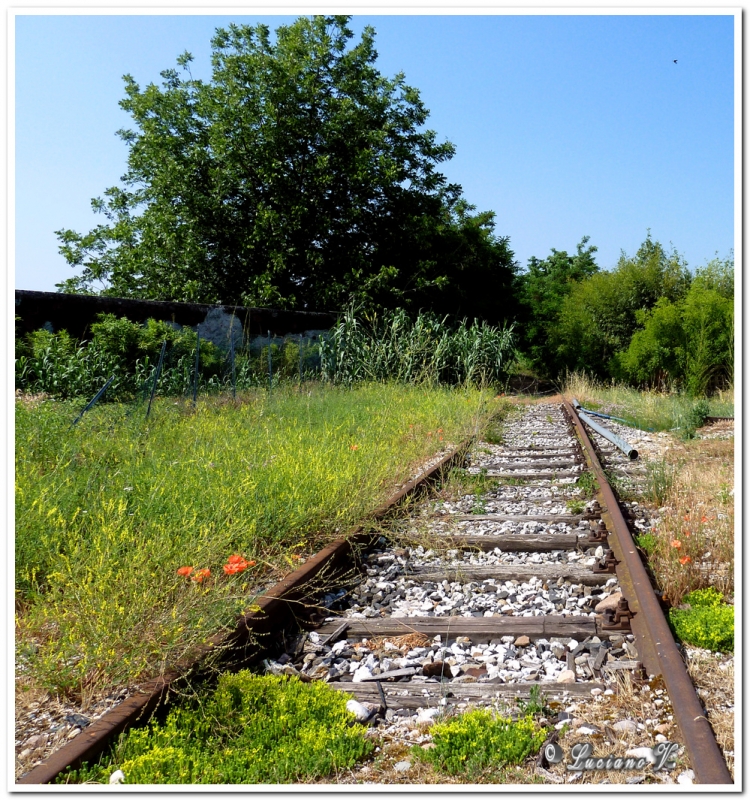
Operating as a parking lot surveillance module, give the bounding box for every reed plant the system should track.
[16,383,495,698]
[320,307,515,387]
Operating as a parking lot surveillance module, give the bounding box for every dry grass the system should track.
[683,648,734,779]
[645,437,734,605]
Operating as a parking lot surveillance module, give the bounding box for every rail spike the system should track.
[592,548,618,574]
[586,519,609,545]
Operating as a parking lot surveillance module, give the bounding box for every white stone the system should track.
[352,666,373,682]
[394,761,411,772]
[614,720,638,733]
[557,670,576,683]
[109,770,125,785]
[416,708,440,725]
[677,770,695,785]
[346,699,372,722]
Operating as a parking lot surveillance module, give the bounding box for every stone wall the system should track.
[15,291,337,351]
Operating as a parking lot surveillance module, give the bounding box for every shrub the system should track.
[60,673,372,784]
[416,709,545,777]
[669,589,733,652]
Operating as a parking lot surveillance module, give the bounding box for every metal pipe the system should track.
[572,398,638,460]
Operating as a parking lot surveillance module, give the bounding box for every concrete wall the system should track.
[15,290,338,351]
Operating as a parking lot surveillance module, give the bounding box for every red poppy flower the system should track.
[177,566,193,577]
[670,540,682,549]
[679,556,692,565]
[192,568,211,583]
[683,514,690,521]
[701,516,710,523]
[223,556,249,574]
[350,444,359,450]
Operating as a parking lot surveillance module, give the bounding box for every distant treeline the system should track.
[514,234,733,394]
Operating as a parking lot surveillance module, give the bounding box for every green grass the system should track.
[16,383,494,696]
[565,374,733,433]
[58,673,372,784]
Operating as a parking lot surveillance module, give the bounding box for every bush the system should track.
[669,588,733,652]
[60,673,372,784]
[415,709,545,777]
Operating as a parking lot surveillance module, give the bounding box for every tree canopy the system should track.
[515,236,599,375]
[56,16,517,323]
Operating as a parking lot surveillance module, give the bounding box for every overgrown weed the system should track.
[16,383,495,697]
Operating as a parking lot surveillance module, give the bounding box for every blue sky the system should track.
[15,13,735,293]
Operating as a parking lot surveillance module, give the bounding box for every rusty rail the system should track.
[563,400,732,785]
[17,441,471,785]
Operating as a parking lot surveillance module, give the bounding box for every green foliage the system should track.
[615,267,733,394]
[633,533,656,555]
[555,234,691,378]
[516,684,547,716]
[54,16,517,323]
[60,674,372,784]
[516,236,599,376]
[15,314,227,400]
[416,709,546,777]
[575,471,596,497]
[669,589,733,652]
[565,499,586,514]
[320,307,515,387]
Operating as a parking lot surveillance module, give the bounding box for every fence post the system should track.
[268,330,272,394]
[299,336,304,385]
[193,330,201,406]
[230,331,236,400]
[146,340,167,419]
[70,375,116,428]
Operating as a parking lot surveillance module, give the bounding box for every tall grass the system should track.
[16,384,495,697]
[320,307,515,387]
[565,373,733,434]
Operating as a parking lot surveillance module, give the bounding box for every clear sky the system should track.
[14,12,736,293]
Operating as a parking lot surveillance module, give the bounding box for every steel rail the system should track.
[17,441,472,785]
[563,400,733,785]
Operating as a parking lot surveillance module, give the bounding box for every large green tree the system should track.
[515,236,599,376]
[554,234,692,377]
[56,16,517,321]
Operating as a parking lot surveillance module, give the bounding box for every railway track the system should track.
[18,401,733,785]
